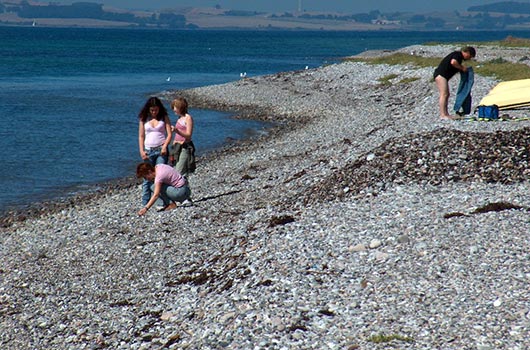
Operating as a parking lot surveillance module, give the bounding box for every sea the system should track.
[1,27,529,213]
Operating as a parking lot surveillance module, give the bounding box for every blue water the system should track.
[1,27,529,212]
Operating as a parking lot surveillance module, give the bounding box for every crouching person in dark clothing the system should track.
[136,163,192,216]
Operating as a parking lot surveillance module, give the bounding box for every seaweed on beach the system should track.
[304,127,530,204]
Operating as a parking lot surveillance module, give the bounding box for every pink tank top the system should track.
[144,120,166,148]
[174,118,189,143]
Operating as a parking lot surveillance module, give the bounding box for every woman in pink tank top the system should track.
[169,97,195,176]
[137,97,172,206]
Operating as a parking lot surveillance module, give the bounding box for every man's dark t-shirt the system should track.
[433,51,464,80]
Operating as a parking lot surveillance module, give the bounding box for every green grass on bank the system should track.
[367,333,415,344]
[377,73,420,86]
[425,36,530,48]
[348,37,530,82]
[476,59,530,81]
[474,35,530,48]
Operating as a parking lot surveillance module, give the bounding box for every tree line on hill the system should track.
[468,1,530,14]
[2,0,530,30]
[210,1,530,30]
[0,1,193,28]
[272,10,530,30]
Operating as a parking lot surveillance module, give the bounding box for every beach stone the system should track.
[161,312,173,321]
[397,234,411,243]
[374,251,389,261]
[349,244,367,252]
[369,239,382,249]
[271,317,285,331]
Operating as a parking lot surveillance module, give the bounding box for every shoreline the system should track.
[2,44,529,349]
[0,109,278,227]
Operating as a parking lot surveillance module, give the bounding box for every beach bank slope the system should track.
[1,45,529,349]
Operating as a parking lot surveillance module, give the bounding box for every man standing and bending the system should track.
[433,46,476,119]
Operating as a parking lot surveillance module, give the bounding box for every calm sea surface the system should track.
[1,27,529,212]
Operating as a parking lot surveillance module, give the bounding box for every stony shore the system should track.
[1,44,529,349]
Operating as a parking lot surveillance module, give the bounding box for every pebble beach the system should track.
[1,44,529,349]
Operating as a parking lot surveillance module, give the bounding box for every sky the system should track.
[57,1,512,14]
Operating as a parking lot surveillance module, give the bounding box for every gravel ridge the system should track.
[1,45,529,349]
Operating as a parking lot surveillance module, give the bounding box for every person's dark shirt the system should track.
[433,51,464,80]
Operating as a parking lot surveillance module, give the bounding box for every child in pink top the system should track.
[136,163,191,215]
[154,163,187,188]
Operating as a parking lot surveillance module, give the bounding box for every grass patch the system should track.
[424,36,530,48]
[349,52,530,81]
[480,35,530,48]
[399,76,420,84]
[376,73,420,86]
[368,333,415,344]
[347,52,439,69]
[477,59,530,81]
[378,73,399,86]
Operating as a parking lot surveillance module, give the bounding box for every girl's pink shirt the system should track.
[173,118,188,143]
[144,120,167,148]
[154,164,186,188]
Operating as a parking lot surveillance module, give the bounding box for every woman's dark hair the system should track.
[138,97,168,123]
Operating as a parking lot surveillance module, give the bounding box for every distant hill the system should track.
[468,1,530,14]
[3,0,530,30]
[0,0,192,28]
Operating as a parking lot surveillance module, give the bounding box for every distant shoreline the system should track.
[3,22,530,32]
